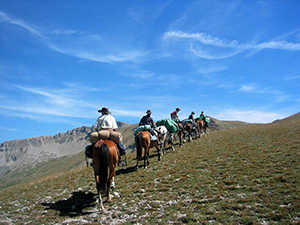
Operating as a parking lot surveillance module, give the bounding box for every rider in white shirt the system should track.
[93,113,118,131]
[87,107,126,166]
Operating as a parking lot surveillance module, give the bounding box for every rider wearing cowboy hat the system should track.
[139,110,155,127]
[87,107,126,166]
[139,110,160,142]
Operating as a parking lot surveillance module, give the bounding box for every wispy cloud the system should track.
[0,11,146,64]
[239,84,257,92]
[164,31,300,51]
[282,75,300,81]
[0,82,148,125]
[198,66,228,74]
[0,11,46,38]
[190,44,242,59]
[0,127,17,131]
[214,109,286,123]
[238,84,291,103]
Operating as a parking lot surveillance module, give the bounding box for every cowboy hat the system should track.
[98,107,110,114]
[146,110,152,114]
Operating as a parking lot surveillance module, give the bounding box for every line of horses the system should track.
[90,118,209,211]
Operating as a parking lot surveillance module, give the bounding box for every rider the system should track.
[199,111,205,120]
[170,107,181,122]
[139,110,160,142]
[139,110,155,127]
[87,107,126,166]
[199,111,208,127]
[188,111,195,120]
[188,111,197,129]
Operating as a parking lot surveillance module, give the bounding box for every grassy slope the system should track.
[0,151,85,190]
[0,120,239,190]
[0,124,137,190]
[0,117,299,224]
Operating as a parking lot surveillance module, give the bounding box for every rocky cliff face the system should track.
[0,126,91,177]
[0,122,128,178]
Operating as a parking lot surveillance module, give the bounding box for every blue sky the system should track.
[1,0,300,142]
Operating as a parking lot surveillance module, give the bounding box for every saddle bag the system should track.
[109,130,123,143]
[89,130,110,144]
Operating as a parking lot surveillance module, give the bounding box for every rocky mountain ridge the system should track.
[0,126,91,177]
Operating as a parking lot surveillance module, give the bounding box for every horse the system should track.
[196,118,208,136]
[135,131,161,169]
[92,139,118,211]
[194,119,203,138]
[175,122,185,146]
[183,121,194,142]
[155,125,175,155]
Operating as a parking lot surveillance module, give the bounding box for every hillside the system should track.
[0,115,299,224]
[0,117,238,189]
[0,123,135,190]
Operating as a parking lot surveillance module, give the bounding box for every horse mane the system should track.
[98,143,110,190]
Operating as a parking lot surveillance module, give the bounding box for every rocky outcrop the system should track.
[0,126,91,177]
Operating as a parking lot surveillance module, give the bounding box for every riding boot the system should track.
[117,142,126,166]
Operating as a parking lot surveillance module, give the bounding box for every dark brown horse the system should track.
[183,122,194,142]
[135,131,161,169]
[92,139,118,211]
[175,122,185,146]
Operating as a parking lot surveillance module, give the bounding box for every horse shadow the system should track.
[116,166,137,175]
[41,190,96,217]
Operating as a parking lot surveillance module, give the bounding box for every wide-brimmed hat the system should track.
[176,107,181,111]
[146,110,152,114]
[98,107,110,114]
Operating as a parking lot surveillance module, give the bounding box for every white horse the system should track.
[155,125,175,155]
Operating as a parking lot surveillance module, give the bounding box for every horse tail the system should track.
[136,132,143,160]
[99,143,109,190]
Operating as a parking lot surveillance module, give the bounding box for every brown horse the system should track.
[135,131,161,169]
[183,122,194,142]
[175,122,185,146]
[195,119,205,137]
[92,139,118,211]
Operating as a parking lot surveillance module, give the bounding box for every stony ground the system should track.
[0,119,300,224]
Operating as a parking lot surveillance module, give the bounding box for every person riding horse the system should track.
[189,111,195,120]
[139,110,160,142]
[86,107,126,166]
[170,107,181,122]
[188,111,197,129]
[200,111,205,120]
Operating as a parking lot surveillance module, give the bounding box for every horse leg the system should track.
[154,142,161,162]
[95,175,104,211]
[160,142,164,155]
[136,156,139,170]
[143,146,147,168]
[111,177,115,191]
[179,132,184,146]
[106,170,114,202]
